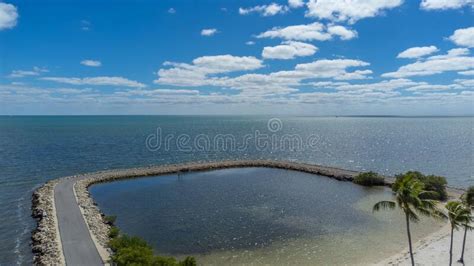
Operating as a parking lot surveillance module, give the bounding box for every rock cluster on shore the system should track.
[75,178,112,251]
[31,179,63,265]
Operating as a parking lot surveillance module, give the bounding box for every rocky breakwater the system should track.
[71,159,366,260]
[31,179,64,265]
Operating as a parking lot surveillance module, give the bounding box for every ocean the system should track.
[0,116,472,265]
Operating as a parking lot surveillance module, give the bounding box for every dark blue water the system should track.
[91,168,376,255]
[0,116,472,264]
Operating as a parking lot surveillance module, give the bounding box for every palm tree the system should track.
[446,201,472,266]
[458,186,474,264]
[373,174,446,266]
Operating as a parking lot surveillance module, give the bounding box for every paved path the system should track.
[54,177,103,266]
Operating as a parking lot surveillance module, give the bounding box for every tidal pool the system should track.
[90,167,443,265]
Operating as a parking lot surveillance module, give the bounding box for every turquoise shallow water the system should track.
[0,116,472,264]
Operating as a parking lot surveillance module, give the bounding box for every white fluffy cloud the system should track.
[80,60,102,67]
[155,56,372,95]
[8,67,48,78]
[5,76,471,113]
[191,55,263,73]
[121,88,199,96]
[41,76,147,88]
[459,70,474,75]
[332,78,419,92]
[262,41,317,60]
[327,25,358,40]
[383,48,474,78]
[428,48,470,59]
[294,59,371,80]
[449,27,474,48]
[420,0,473,10]
[405,84,461,92]
[201,28,218,36]
[257,22,357,41]
[397,46,439,59]
[0,2,18,30]
[305,0,403,24]
[454,78,474,87]
[155,55,264,86]
[288,0,305,8]
[239,3,289,16]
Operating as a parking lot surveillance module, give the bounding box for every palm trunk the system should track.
[449,226,454,266]
[405,212,415,266]
[458,225,467,263]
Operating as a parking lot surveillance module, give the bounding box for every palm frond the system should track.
[430,208,448,220]
[373,200,396,213]
[417,206,434,217]
[446,201,472,228]
[405,207,420,222]
[419,190,440,199]
[465,224,474,231]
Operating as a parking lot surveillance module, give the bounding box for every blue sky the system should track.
[0,0,473,115]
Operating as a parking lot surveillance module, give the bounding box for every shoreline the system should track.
[30,160,466,265]
[375,222,473,265]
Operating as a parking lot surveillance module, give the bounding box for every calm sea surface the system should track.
[0,116,472,264]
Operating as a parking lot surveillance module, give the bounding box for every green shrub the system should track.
[463,186,474,207]
[109,235,150,252]
[104,215,117,225]
[393,171,447,201]
[108,226,120,239]
[178,257,197,266]
[108,235,197,266]
[420,175,448,201]
[152,256,178,266]
[113,246,154,266]
[353,171,385,186]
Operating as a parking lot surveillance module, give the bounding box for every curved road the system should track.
[54,177,103,265]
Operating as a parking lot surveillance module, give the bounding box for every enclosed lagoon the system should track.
[90,167,444,264]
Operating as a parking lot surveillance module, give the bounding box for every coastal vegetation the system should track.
[445,201,472,266]
[392,171,447,201]
[105,216,197,266]
[353,171,385,186]
[458,186,474,263]
[373,173,446,266]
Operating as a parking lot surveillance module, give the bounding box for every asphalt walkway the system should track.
[54,177,103,265]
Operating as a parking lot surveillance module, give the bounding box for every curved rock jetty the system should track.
[31,160,465,265]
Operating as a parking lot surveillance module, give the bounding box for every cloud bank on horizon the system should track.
[0,0,473,115]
